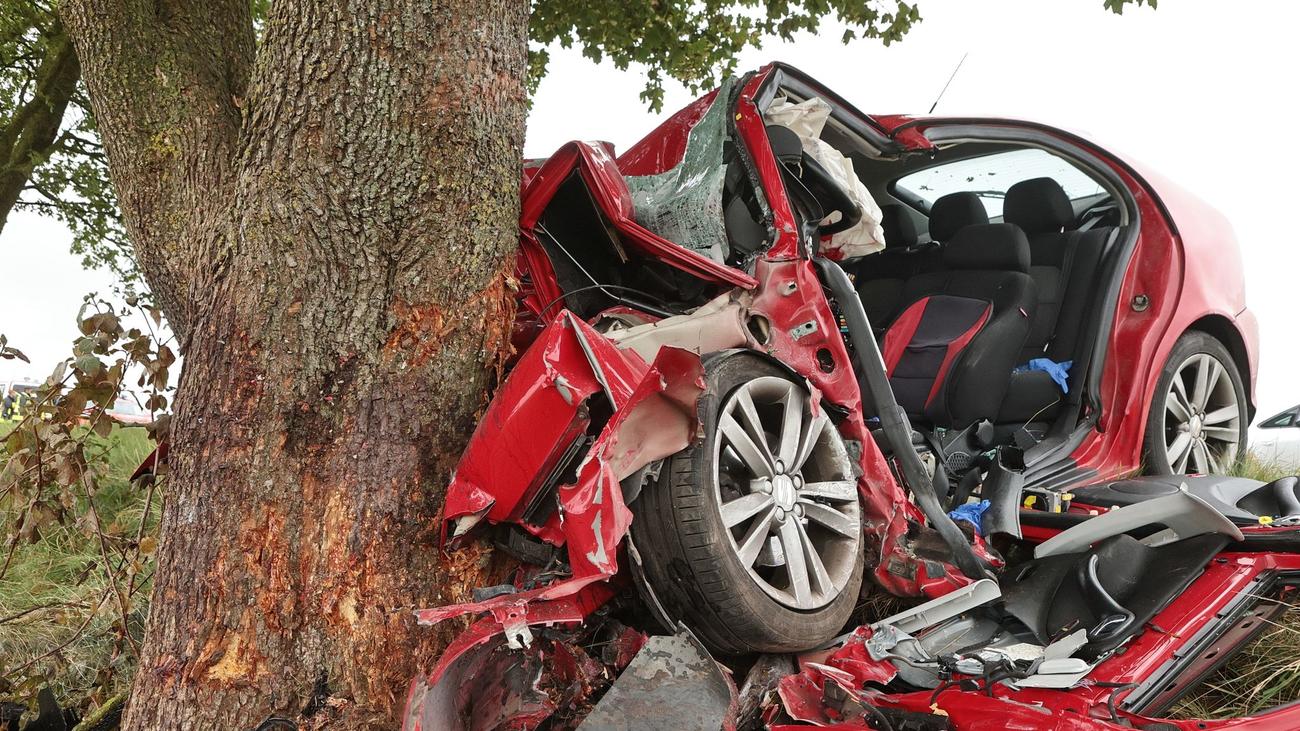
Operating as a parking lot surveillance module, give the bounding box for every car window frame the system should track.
[886,146,1110,220]
[1259,407,1300,429]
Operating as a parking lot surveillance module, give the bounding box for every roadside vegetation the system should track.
[3,419,1299,723]
[0,425,155,722]
[1166,455,1300,719]
[2,301,172,726]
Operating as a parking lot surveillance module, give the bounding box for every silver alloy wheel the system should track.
[710,376,860,611]
[1162,352,1241,474]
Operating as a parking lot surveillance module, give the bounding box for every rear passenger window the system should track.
[894,149,1104,218]
[1260,409,1298,429]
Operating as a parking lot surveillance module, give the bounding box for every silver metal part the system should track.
[788,320,819,340]
[1034,488,1244,559]
[579,631,734,731]
[711,376,861,610]
[1013,630,1094,689]
[1160,351,1242,474]
[869,578,1002,635]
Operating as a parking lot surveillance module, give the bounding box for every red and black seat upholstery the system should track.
[882,223,1036,429]
[855,192,990,334]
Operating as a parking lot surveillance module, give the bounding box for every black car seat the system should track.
[927,191,989,244]
[854,205,919,333]
[855,193,990,334]
[1000,532,1228,660]
[996,177,1112,424]
[881,223,1037,429]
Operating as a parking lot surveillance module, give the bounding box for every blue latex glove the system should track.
[948,500,991,536]
[1014,358,1073,393]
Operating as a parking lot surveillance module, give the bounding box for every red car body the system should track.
[398,64,1283,730]
[869,117,1258,485]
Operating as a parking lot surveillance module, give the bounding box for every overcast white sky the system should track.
[2,0,1298,420]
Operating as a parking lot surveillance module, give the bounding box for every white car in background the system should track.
[1252,404,1300,468]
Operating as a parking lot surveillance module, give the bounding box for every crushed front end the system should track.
[404,65,1300,731]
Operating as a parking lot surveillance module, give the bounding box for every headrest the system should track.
[879,204,919,249]
[927,192,989,242]
[943,223,1031,273]
[765,125,803,167]
[1004,177,1074,234]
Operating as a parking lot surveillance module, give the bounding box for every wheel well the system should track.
[1188,314,1255,422]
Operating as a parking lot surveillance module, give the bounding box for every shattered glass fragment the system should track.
[625,78,735,264]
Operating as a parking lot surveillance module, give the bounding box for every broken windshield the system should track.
[625,78,736,264]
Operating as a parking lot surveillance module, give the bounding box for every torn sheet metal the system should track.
[441,310,683,544]
[602,291,756,363]
[579,632,737,731]
[776,627,902,725]
[420,318,704,651]
[516,139,756,324]
[736,654,797,730]
[778,658,894,727]
[441,312,618,542]
[403,612,641,731]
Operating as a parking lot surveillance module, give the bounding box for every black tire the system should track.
[1143,331,1248,475]
[630,352,864,655]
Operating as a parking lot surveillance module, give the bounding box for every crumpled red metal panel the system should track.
[441,311,665,541]
[403,602,632,731]
[777,628,899,726]
[558,345,704,580]
[418,318,704,663]
[514,140,757,321]
[819,627,900,688]
[441,312,609,540]
[616,88,720,177]
[772,622,1154,731]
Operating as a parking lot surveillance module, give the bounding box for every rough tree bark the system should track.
[62,1,529,728]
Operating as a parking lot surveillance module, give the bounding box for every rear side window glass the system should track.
[1260,409,1298,429]
[894,148,1104,218]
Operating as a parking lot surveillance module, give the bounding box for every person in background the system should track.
[2,388,15,421]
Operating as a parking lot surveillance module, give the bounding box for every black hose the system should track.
[813,257,990,581]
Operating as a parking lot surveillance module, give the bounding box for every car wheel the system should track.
[631,352,864,655]
[1144,331,1248,475]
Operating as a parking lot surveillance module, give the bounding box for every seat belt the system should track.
[1043,229,1082,355]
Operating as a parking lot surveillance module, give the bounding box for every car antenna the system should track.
[928,52,969,114]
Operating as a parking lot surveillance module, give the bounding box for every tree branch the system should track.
[0,21,80,228]
[59,0,256,342]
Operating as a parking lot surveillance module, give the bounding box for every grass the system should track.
[1166,605,1300,719]
[1163,454,1300,720]
[2,428,1298,722]
[0,425,157,714]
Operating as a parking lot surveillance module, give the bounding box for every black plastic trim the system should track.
[754,63,904,157]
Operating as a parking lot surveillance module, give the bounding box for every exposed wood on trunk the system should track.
[62,0,530,727]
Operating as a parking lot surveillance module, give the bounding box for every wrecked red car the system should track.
[404,64,1292,730]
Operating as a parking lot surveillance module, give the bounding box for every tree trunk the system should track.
[62,1,529,728]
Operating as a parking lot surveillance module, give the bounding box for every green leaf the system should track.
[74,354,103,377]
